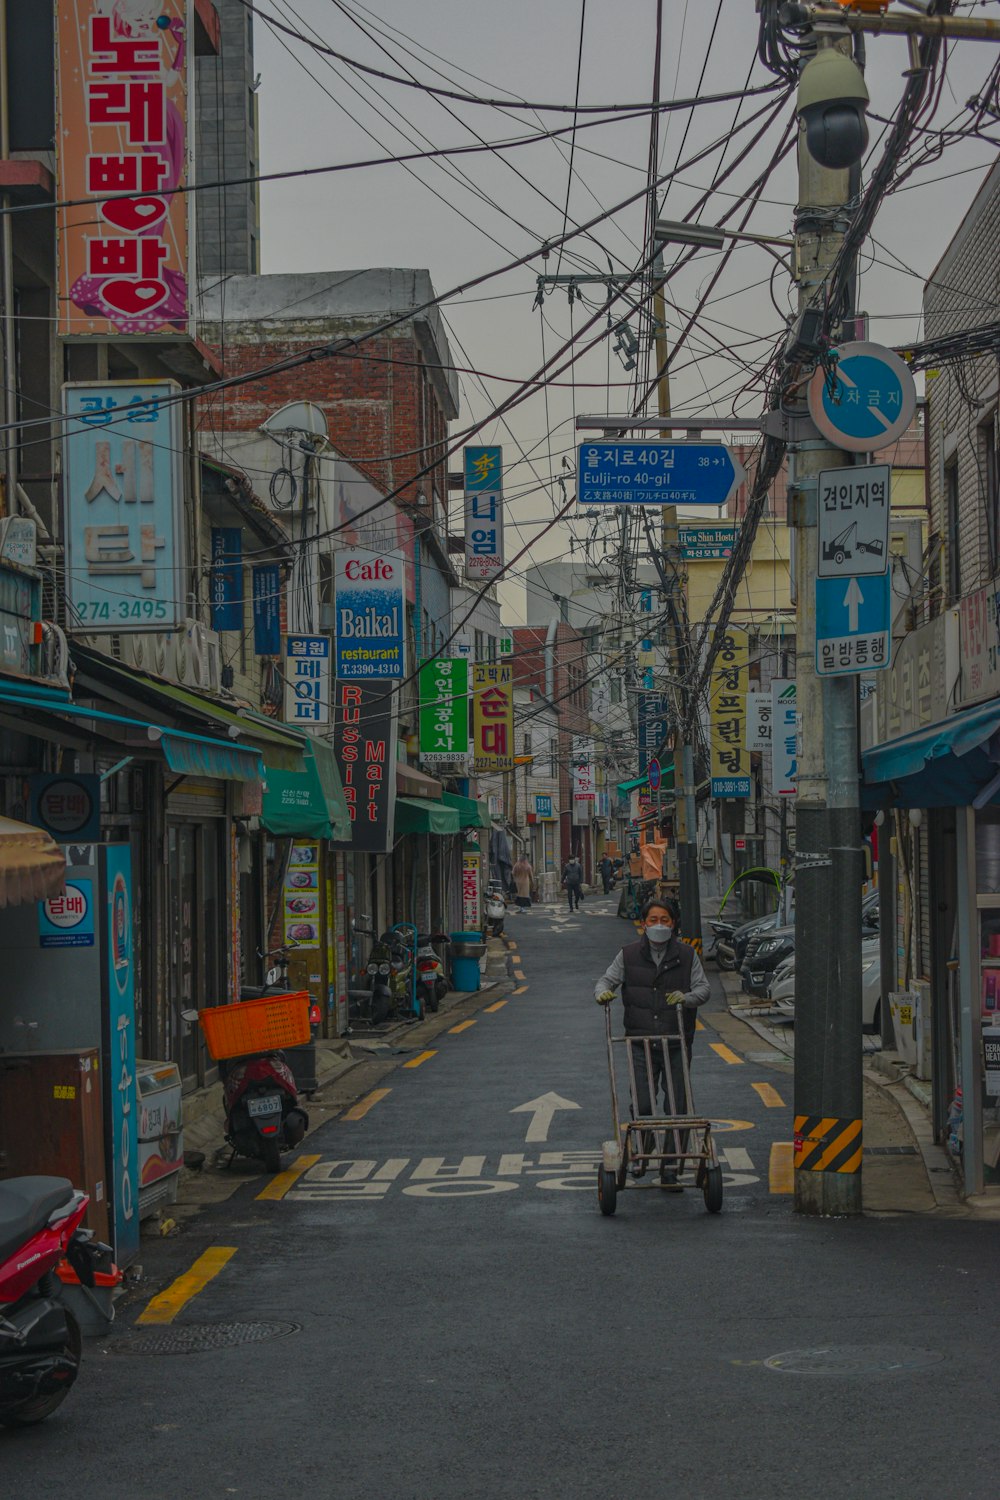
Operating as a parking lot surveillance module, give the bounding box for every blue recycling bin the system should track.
[451,956,481,993]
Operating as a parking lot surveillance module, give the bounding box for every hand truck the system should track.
[597,1004,723,1216]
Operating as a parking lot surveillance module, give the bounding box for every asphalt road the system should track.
[4,895,995,1498]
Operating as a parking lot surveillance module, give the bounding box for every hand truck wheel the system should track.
[597,1165,618,1216]
[703,1163,723,1214]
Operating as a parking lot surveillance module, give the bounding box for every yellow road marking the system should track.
[695,1019,705,1032]
[512,986,527,995]
[507,941,518,951]
[513,970,526,981]
[710,1042,744,1066]
[769,1142,794,1194]
[137,1247,237,1325]
[403,1050,437,1069]
[449,1019,477,1034]
[256,1154,321,1201]
[752,1082,785,1109]
[484,1001,507,1012]
[343,1087,391,1120]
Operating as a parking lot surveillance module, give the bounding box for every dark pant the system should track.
[566,883,581,910]
[629,1037,693,1161]
[601,873,612,893]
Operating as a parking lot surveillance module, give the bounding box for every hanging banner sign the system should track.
[462,851,481,929]
[709,625,750,798]
[464,446,504,582]
[745,690,772,752]
[284,635,331,726]
[330,682,398,854]
[572,735,595,799]
[55,0,191,338]
[210,528,243,632]
[334,548,405,680]
[418,657,469,764]
[472,662,513,772]
[252,564,281,656]
[282,844,321,950]
[637,691,670,774]
[62,381,185,632]
[771,678,798,797]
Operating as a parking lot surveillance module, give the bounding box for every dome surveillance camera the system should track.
[797,47,870,170]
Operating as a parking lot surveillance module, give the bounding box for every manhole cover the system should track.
[106,1320,300,1355]
[764,1345,943,1376]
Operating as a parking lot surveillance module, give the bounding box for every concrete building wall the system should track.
[195,0,260,279]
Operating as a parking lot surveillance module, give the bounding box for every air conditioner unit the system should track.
[172,620,221,695]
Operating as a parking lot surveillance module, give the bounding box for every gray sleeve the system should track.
[683,951,711,1008]
[594,950,625,1000]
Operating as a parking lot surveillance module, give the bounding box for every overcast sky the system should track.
[251,1,1000,620]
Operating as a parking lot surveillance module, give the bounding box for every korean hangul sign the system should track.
[464,446,504,582]
[535,794,553,820]
[210,528,243,633]
[334,549,405,680]
[472,662,513,772]
[462,851,481,929]
[418,657,469,765]
[330,682,398,854]
[709,626,750,798]
[39,880,95,950]
[30,773,101,842]
[55,0,191,338]
[745,691,772,752]
[62,381,185,631]
[771,679,798,797]
[285,635,331,726]
[252,564,281,656]
[818,465,891,579]
[572,736,595,799]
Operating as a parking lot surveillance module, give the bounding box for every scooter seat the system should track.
[0,1176,77,1266]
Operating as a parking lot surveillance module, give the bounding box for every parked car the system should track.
[741,890,880,999]
[769,936,882,1032]
[715,911,783,971]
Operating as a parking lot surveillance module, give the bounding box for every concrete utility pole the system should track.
[790,28,865,1215]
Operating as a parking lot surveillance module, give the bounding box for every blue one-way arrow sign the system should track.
[815,572,891,677]
[578,440,745,507]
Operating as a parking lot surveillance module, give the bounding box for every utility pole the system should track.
[790,25,865,1215]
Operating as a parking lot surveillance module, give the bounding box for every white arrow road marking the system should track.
[717,1146,754,1172]
[844,576,864,632]
[510,1092,582,1143]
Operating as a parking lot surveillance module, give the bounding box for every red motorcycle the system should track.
[221,1054,309,1174]
[0,1177,108,1427]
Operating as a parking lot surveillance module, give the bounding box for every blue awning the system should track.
[161,734,265,783]
[861,699,1000,808]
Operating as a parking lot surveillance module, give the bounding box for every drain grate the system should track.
[106,1320,300,1356]
[764,1345,943,1376]
[863,1146,917,1156]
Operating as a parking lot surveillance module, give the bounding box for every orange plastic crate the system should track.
[198,991,311,1061]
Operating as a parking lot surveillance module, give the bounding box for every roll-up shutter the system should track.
[166,779,225,819]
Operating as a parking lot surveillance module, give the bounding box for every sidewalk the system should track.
[162,937,514,1226]
[711,964,972,1217]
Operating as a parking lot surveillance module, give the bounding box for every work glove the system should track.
[666,990,686,1007]
[596,990,615,1006]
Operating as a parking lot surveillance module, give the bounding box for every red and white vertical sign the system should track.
[55,0,192,337]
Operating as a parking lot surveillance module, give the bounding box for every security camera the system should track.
[797,47,869,170]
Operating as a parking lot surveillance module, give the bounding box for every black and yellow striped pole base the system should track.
[794,1115,863,1176]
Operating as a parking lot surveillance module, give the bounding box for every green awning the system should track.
[395,796,461,836]
[440,791,491,829]
[617,759,676,796]
[261,739,350,840]
[162,734,264,783]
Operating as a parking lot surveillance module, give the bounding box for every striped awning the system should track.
[0,817,66,909]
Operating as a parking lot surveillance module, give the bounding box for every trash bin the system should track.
[452,956,481,992]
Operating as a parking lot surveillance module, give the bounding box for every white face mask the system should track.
[645,924,672,945]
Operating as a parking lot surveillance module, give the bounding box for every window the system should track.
[487,635,497,662]
[611,678,622,705]
[944,459,961,602]
[474,629,485,661]
[980,415,1000,575]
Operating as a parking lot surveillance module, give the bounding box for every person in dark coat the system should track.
[598,855,614,894]
[595,897,709,1184]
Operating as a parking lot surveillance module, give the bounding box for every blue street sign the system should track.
[647,758,661,792]
[815,572,891,677]
[807,341,916,454]
[577,441,745,507]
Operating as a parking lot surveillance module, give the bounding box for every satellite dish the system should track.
[260,401,329,442]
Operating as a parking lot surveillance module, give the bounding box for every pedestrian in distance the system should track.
[595,897,709,1185]
[511,854,535,914]
[598,854,614,894]
[562,854,583,912]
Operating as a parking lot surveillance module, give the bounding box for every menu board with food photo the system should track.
[284,845,321,949]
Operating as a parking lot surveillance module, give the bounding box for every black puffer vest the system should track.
[621,934,696,1042]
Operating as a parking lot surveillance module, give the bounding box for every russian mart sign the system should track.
[331,683,398,854]
[55,0,192,338]
[334,549,405,680]
[62,381,185,631]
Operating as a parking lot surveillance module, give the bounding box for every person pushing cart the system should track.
[595,896,717,1205]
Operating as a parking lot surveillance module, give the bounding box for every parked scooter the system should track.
[0,1177,109,1427]
[706,918,738,967]
[415,931,450,1013]
[485,882,506,937]
[220,1052,309,1174]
